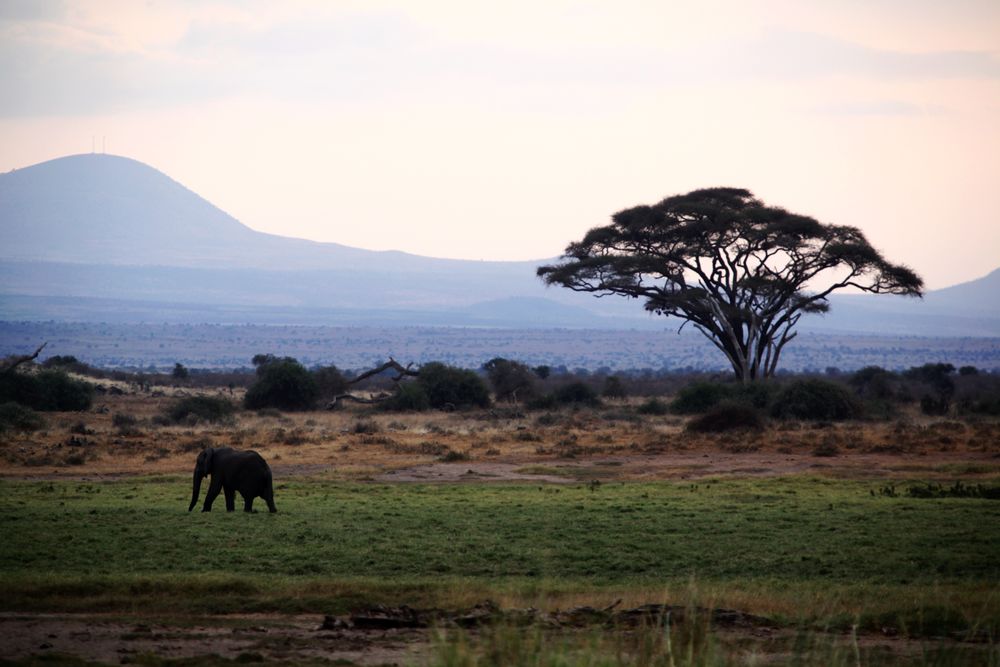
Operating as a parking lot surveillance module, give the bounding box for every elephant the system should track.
[188,447,277,513]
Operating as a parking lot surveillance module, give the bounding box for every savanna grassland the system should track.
[1,383,999,666]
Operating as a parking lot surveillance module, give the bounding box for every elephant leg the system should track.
[265,493,277,513]
[224,486,236,512]
[202,478,223,512]
[243,493,255,513]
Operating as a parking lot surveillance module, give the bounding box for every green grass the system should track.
[2,476,999,632]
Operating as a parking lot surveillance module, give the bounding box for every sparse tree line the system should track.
[2,344,999,436]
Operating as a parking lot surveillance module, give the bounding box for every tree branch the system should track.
[1,342,47,375]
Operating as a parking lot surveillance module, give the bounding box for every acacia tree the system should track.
[538,188,923,382]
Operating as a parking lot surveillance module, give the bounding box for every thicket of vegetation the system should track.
[0,401,46,433]
[0,368,93,411]
[162,395,237,424]
[244,355,320,411]
[2,346,998,423]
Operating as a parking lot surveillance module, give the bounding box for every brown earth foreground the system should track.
[2,389,998,482]
[0,604,968,666]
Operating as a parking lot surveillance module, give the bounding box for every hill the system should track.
[0,153,996,335]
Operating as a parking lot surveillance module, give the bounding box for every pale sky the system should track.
[2,0,998,289]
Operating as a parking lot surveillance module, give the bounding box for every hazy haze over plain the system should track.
[1,0,998,289]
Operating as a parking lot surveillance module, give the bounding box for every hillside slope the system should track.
[0,153,995,335]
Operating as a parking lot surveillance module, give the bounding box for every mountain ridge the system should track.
[1,153,997,336]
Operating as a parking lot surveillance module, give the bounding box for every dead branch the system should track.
[346,357,419,386]
[1,342,47,374]
[327,358,421,410]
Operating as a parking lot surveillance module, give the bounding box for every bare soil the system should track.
[0,613,429,665]
[2,390,997,483]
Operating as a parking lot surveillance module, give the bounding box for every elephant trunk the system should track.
[189,466,202,512]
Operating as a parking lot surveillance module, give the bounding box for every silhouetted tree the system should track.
[245,356,319,411]
[483,357,536,402]
[538,188,923,381]
[172,362,189,380]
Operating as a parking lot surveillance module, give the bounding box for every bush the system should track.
[244,357,319,411]
[166,395,237,423]
[636,397,669,415]
[41,355,79,368]
[957,393,1000,416]
[553,382,600,407]
[525,394,557,411]
[415,362,490,410]
[0,401,45,433]
[0,370,93,411]
[171,363,189,380]
[670,382,733,414]
[770,379,862,421]
[602,376,626,399]
[351,419,381,434]
[687,401,764,432]
[112,413,137,428]
[670,381,773,414]
[313,365,348,400]
[483,358,536,402]
[906,363,956,414]
[380,382,431,412]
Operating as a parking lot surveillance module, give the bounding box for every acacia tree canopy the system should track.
[537,188,923,382]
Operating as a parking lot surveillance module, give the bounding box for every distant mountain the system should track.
[922,268,1000,315]
[0,153,642,319]
[810,269,1000,337]
[0,153,996,336]
[0,153,517,272]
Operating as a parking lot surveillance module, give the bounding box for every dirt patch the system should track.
[0,613,429,665]
[2,394,998,484]
[1,607,984,666]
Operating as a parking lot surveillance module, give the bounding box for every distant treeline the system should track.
[1,321,998,373]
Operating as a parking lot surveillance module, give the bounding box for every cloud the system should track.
[0,0,66,22]
[719,29,1000,81]
[2,5,998,118]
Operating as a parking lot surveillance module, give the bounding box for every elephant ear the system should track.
[202,447,215,474]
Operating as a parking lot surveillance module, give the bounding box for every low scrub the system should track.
[670,381,774,415]
[636,397,669,415]
[769,379,862,421]
[164,395,237,424]
[687,402,764,433]
[553,382,601,407]
[0,401,45,433]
